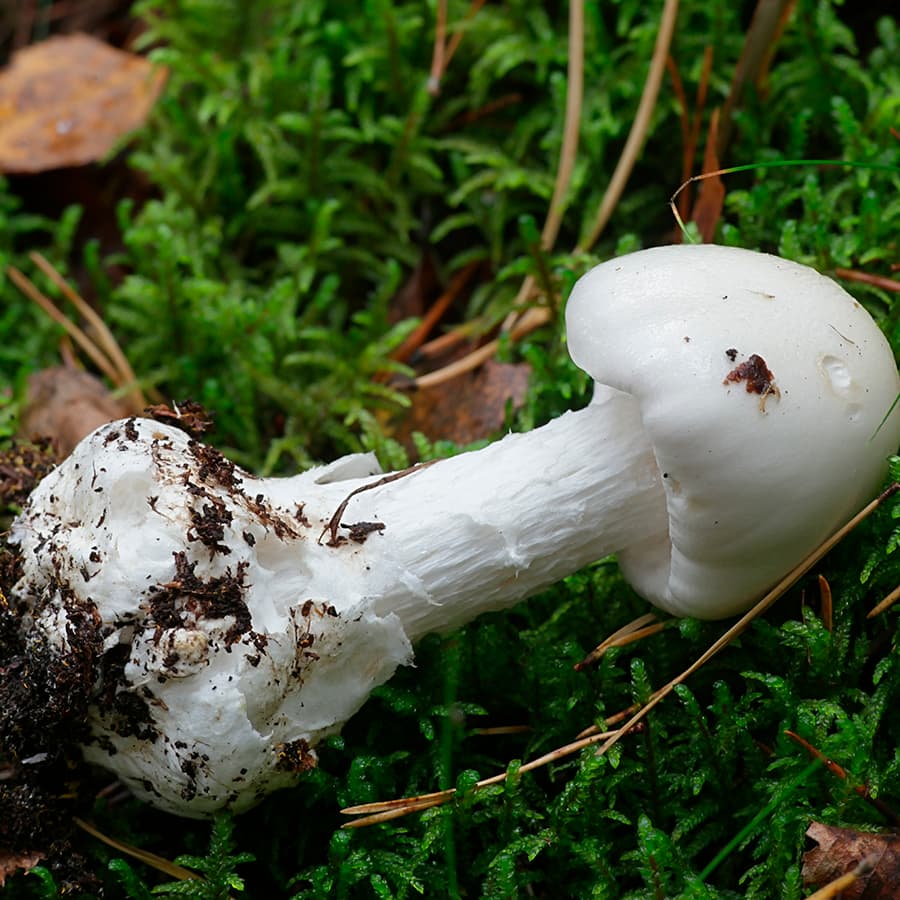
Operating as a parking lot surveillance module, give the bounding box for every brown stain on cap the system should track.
[724,352,781,412]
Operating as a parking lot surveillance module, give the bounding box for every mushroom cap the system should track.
[566,244,900,618]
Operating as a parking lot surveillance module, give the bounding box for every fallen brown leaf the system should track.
[691,108,725,243]
[803,822,900,899]
[392,359,531,450]
[666,45,714,226]
[0,851,43,888]
[21,366,131,457]
[0,33,166,173]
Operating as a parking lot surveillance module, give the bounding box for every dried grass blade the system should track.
[575,611,660,669]
[389,261,480,367]
[342,728,623,826]
[716,0,797,157]
[868,583,900,618]
[415,306,550,389]
[73,817,202,881]
[29,252,144,410]
[7,266,120,386]
[805,855,878,900]
[835,267,900,293]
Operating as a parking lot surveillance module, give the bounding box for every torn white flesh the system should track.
[326,384,667,642]
[9,393,663,816]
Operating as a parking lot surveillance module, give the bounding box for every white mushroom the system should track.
[7,244,900,816]
[566,244,900,617]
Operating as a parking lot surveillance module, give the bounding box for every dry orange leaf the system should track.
[691,108,725,243]
[0,33,166,173]
[21,367,132,457]
[392,359,531,450]
[0,851,43,887]
[803,822,900,899]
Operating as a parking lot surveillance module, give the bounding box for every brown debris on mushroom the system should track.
[723,352,781,411]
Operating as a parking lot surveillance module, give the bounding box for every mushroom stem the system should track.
[324,385,665,642]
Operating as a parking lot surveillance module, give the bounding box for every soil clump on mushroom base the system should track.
[0,406,213,886]
[0,442,100,889]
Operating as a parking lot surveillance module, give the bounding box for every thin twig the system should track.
[428,0,488,94]
[669,167,730,235]
[669,46,714,225]
[341,726,628,827]
[835,267,900,293]
[716,0,797,158]
[419,0,585,384]
[805,854,878,900]
[690,108,725,242]
[666,55,692,191]
[541,0,584,254]
[74,817,202,881]
[389,261,480,366]
[575,703,640,740]
[416,0,678,388]
[499,0,585,333]
[451,92,523,128]
[867,583,900,618]
[7,266,121,385]
[319,460,440,546]
[783,731,900,825]
[470,725,531,736]
[415,306,551,389]
[29,252,145,411]
[444,0,488,67]
[817,574,832,632]
[575,611,661,670]
[690,46,715,166]
[415,325,478,361]
[427,0,447,94]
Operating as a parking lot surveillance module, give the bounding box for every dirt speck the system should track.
[343,521,386,544]
[149,552,251,647]
[187,496,233,556]
[187,439,241,490]
[144,401,215,438]
[124,418,139,442]
[275,738,317,773]
[724,353,781,411]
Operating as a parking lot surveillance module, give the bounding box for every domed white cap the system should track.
[566,244,900,618]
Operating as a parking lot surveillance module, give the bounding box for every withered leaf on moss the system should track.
[0,33,166,173]
[803,822,900,899]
